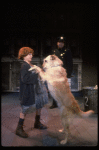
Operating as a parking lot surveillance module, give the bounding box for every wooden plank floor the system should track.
[1,93,98,146]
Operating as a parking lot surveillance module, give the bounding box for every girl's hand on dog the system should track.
[29,65,42,73]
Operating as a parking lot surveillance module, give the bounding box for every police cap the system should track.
[57,35,66,42]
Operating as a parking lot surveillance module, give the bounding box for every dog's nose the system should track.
[43,67,46,72]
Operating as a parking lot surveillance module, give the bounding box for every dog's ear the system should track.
[51,55,56,60]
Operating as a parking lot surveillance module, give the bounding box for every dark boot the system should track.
[34,115,47,130]
[50,99,58,109]
[16,118,28,138]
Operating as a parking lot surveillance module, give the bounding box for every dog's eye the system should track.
[45,60,47,62]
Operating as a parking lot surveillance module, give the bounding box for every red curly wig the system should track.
[18,47,34,60]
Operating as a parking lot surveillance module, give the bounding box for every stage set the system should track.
[2,2,97,147]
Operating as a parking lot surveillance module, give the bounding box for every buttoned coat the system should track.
[19,61,38,106]
[52,47,73,78]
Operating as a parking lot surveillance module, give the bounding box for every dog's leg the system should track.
[60,116,69,145]
[59,107,70,145]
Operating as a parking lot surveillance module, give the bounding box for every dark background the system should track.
[2,2,96,65]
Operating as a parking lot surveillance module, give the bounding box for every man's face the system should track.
[57,42,64,49]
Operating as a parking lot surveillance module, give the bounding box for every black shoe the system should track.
[34,122,47,130]
[50,99,58,109]
[34,115,47,130]
[50,104,58,109]
[16,125,28,138]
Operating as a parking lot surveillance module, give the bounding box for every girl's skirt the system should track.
[35,79,48,109]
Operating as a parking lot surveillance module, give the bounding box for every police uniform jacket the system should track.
[52,47,73,78]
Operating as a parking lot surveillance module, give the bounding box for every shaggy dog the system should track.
[29,55,94,144]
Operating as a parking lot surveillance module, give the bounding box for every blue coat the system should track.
[19,61,38,106]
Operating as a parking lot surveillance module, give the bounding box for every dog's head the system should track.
[42,55,63,70]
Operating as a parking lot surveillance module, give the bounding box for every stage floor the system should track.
[1,93,98,146]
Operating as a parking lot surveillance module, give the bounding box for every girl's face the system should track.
[24,53,33,63]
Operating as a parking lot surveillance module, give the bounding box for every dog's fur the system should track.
[29,55,94,144]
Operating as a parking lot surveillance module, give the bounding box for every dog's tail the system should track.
[79,110,94,118]
[71,99,94,118]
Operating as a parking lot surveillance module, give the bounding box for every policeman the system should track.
[50,35,73,109]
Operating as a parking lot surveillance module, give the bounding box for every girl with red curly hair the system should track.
[16,47,48,138]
